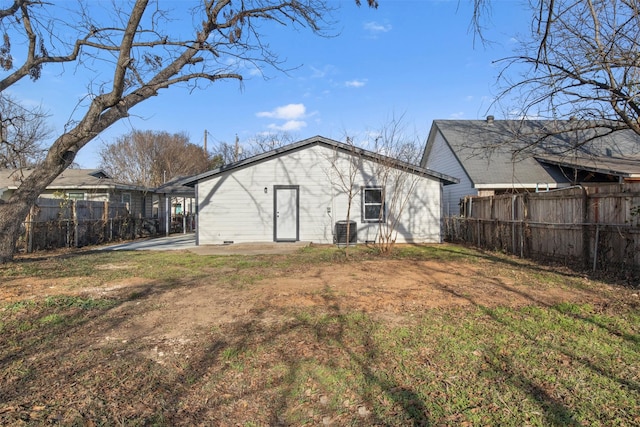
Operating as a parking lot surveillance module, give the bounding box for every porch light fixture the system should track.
[264,187,268,194]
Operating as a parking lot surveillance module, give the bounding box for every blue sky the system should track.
[8,0,532,169]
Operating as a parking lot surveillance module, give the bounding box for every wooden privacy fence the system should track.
[18,198,161,253]
[444,183,640,280]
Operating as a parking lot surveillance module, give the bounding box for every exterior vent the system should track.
[486,115,495,124]
[334,220,357,247]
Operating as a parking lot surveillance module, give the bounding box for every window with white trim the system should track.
[67,192,84,200]
[362,187,385,222]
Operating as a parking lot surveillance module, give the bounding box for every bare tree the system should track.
[211,131,295,165]
[0,0,338,262]
[369,117,422,253]
[495,0,640,139]
[0,94,50,168]
[325,116,424,255]
[246,131,295,156]
[99,130,218,187]
[324,136,364,256]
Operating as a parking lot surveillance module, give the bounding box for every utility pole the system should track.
[203,129,208,154]
[234,134,240,162]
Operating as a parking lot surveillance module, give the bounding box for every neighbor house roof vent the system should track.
[486,115,495,124]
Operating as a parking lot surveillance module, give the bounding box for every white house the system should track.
[185,136,457,246]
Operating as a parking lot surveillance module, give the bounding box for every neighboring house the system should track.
[421,118,640,216]
[0,168,152,217]
[185,136,457,245]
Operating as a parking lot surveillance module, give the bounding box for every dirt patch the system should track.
[3,256,615,351]
[249,259,608,315]
[1,277,88,302]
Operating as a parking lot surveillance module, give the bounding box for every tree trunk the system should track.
[0,159,70,262]
[0,198,33,263]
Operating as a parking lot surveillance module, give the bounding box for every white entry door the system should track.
[274,186,299,241]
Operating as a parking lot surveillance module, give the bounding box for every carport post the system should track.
[183,196,187,234]
[165,195,170,236]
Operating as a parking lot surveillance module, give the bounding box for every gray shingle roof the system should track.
[426,120,640,186]
[0,168,143,190]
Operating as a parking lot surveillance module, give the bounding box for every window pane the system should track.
[365,205,381,220]
[365,189,382,203]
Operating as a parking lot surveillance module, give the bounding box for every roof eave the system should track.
[475,183,563,190]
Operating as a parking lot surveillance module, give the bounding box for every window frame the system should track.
[361,186,385,223]
[66,192,85,201]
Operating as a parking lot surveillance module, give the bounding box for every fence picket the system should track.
[446,183,640,281]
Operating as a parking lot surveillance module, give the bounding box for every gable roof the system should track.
[0,168,145,191]
[423,119,640,187]
[185,135,458,186]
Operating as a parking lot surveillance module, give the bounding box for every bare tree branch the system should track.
[0,0,337,262]
[495,0,640,139]
[0,94,50,168]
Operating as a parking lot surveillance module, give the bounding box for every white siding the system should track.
[197,144,443,245]
[423,131,477,216]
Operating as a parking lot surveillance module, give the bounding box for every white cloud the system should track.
[364,21,392,34]
[256,103,306,120]
[258,103,309,132]
[268,120,307,132]
[345,79,367,88]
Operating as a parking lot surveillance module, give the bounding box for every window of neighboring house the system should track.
[67,192,84,200]
[121,193,131,208]
[362,187,385,222]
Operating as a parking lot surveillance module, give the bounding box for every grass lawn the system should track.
[0,243,639,425]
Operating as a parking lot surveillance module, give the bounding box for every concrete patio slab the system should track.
[98,233,310,255]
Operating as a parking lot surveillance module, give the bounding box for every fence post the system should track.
[523,193,530,257]
[511,195,517,255]
[582,187,591,270]
[103,200,109,243]
[593,224,600,272]
[26,205,34,253]
[73,200,79,248]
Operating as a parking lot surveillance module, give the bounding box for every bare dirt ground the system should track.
[2,252,621,356]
